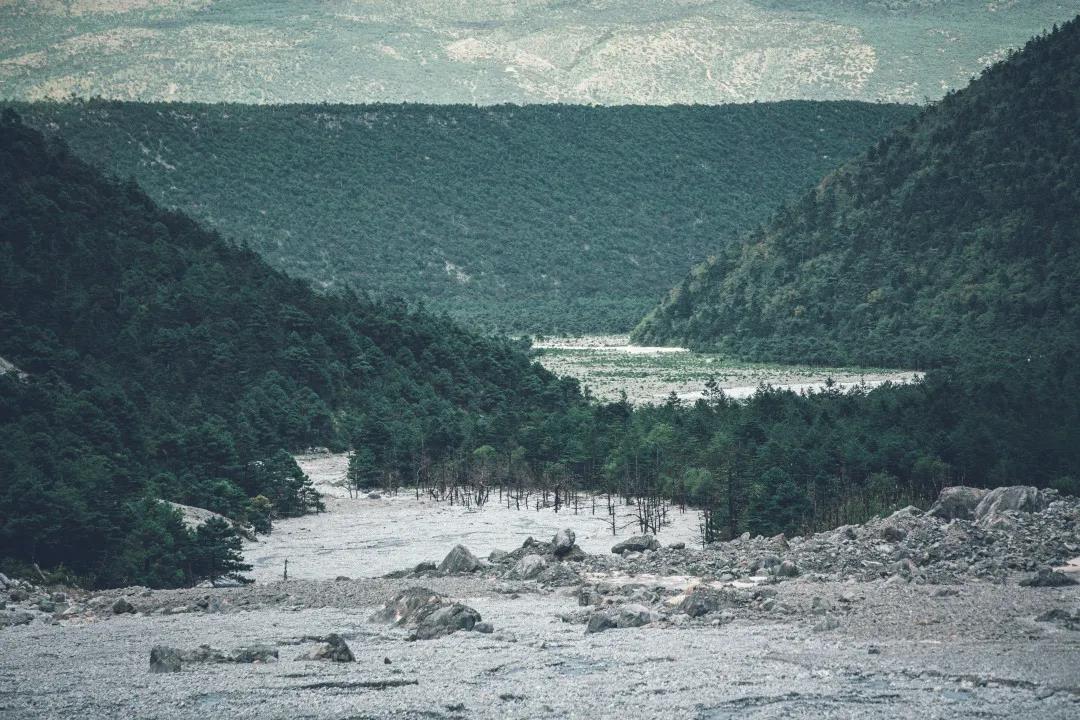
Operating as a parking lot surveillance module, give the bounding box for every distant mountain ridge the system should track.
[0,0,1071,105]
[10,100,917,333]
[633,18,1080,368]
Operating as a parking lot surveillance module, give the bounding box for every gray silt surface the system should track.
[2,577,1078,719]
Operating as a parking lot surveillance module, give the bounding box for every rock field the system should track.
[1,485,1078,718]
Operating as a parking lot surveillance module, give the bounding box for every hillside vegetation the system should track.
[634,17,1080,369]
[11,101,916,333]
[0,112,579,587]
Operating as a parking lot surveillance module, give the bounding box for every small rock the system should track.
[488,549,509,563]
[474,621,494,634]
[811,596,834,615]
[668,542,686,550]
[0,610,34,628]
[303,633,355,662]
[412,561,436,573]
[366,492,382,500]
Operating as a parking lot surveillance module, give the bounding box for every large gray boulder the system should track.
[973,486,1049,527]
[149,645,182,673]
[928,486,990,521]
[370,587,445,625]
[616,604,658,628]
[411,603,481,640]
[112,597,136,615]
[511,554,548,580]
[611,535,659,554]
[552,528,576,557]
[302,633,355,662]
[678,588,727,618]
[438,545,481,573]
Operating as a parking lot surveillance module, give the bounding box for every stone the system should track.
[615,603,657,628]
[1020,568,1078,587]
[562,545,587,562]
[149,645,182,673]
[668,542,686,550]
[370,587,446,625]
[413,561,437,573]
[678,588,726,618]
[366,492,382,499]
[474,621,494,634]
[112,598,136,614]
[438,545,480,574]
[881,525,908,543]
[585,612,617,634]
[552,528,576,557]
[411,603,481,640]
[9,588,28,602]
[229,646,279,663]
[488,549,509,563]
[511,554,548,580]
[0,610,34,628]
[813,616,841,632]
[928,486,990,521]
[305,633,355,662]
[776,560,800,578]
[974,486,1048,526]
[811,596,834,615]
[36,599,56,613]
[611,535,660,554]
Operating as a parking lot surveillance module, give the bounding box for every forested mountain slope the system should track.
[0,112,580,587]
[11,101,916,332]
[633,18,1080,368]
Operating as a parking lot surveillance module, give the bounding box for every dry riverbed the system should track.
[2,476,1078,719]
[531,335,920,405]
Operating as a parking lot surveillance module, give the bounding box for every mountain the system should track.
[10,100,916,333]
[0,111,580,586]
[633,18,1080,368]
[0,0,1072,105]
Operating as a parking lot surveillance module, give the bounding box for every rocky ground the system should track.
[2,485,1079,719]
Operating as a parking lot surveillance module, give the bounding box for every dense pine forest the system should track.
[9,100,916,333]
[0,112,580,587]
[633,18,1080,370]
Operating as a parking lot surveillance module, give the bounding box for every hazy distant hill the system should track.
[12,100,916,332]
[633,18,1080,368]
[0,0,1072,106]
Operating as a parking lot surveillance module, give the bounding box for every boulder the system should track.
[488,549,509,563]
[304,633,355,662]
[0,610,34,628]
[813,616,841,632]
[811,596,834,615]
[1020,568,1078,587]
[668,542,686,550]
[9,588,28,602]
[149,645,182,673]
[562,545,587,562]
[678,588,727,618]
[226,646,279,664]
[411,603,481,640]
[367,492,382,500]
[585,612,617,634]
[776,560,800,578]
[511,554,548,580]
[974,486,1048,526]
[474,621,494,634]
[928,486,990,521]
[370,587,445,625]
[112,598,136,615]
[552,528,576,557]
[615,603,658,628]
[412,561,437,573]
[611,535,659,555]
[438,545,480,574]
